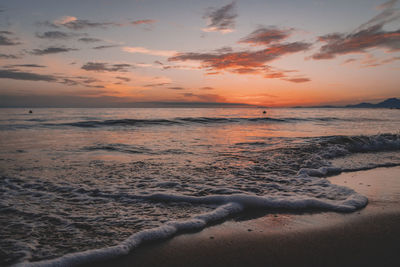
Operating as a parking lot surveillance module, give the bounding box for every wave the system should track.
[82,144,191,155]
[18,188,367,267]
[0,116,387,130]
[32,116,383,128]
[10,133,400,266]
[317,134,400,158]
[60,117,284,128]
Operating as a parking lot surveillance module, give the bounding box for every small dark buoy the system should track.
[262,110,266,114]
[29,110,33,114]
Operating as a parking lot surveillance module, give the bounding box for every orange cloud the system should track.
[169,42,311,82]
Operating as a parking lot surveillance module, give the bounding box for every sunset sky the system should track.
[0,0,399,107]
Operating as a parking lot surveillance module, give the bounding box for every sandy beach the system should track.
[91,166,400,267]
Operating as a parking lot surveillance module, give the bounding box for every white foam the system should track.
[15,203,242,267]
[16,186,367,266]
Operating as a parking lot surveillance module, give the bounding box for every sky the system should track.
[0,0,399,107]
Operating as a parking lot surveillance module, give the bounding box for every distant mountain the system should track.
[345,98,400,108]
[294,98,400,108]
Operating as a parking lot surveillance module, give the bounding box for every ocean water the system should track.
[0,107,399,266]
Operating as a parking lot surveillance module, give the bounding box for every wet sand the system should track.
[92,167,400,267]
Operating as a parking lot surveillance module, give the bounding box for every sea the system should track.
[0,107,399,266]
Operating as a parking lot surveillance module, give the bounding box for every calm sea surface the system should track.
[0,108,399,265]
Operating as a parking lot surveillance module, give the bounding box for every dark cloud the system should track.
[239,26,292,46]
[143,82,170,88]
[169,86,185,90]
[55,19,118,30]
[358,0,399,31]
[60,78,79,86]
[132,19,156,25]
[31,46,78,55]
[199,86,214,90]
[60,76,105,88]
[78,37,102,43]
[0,69,57,82]
[0,68,107,89]
[86,84,105,88]
[115,76,131,82]
[64,76,105,88]
[152,60,196,71]
[36,31,78,39]
[312,1,400,60]
[214,46,233,53]
[0,53,19,59]
[5,64,46,68]
[153,60,173,70]
[203,1,237,33]
[283,77,311,83]
[81,62,132,72]
[343,58,357,64]
[0,31,20,46]
[92,44,119,50]
[80,77,99,84]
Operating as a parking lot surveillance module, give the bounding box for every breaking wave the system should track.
[30,116,382,128]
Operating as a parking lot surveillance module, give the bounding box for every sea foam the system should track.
[16,175,367,267]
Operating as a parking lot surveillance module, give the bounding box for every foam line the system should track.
[17,191,367,266]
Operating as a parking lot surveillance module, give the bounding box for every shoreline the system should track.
[91,166,400,267]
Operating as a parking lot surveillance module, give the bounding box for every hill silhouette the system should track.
[346,98,400,108]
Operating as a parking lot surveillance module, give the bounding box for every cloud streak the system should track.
[0,31,20,46]
[312,0,400,59]
[199,86,214,90]
[0,53,19,59]
[81,62,133,72]
[239,26,293,46]
[115,76,131,82]
[48,16,119,30]
[93,44,119,50]
[78,37,102,43]
[203,1,237,33]
[36,31,78,40]
[0,69,57,82]
[5,64,46,68]
[31,46,78,55]
[143,82,170,88]
[0,68,107,89]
